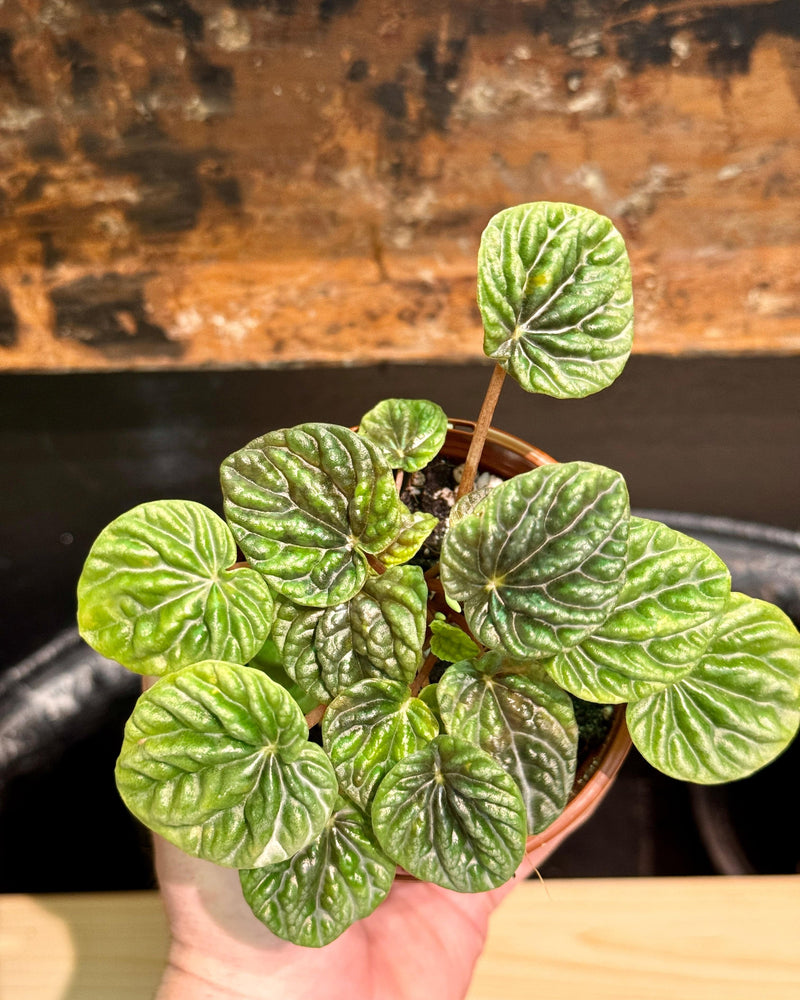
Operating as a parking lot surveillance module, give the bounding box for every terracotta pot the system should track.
[437,419,632,859]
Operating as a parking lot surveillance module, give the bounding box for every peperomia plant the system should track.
[78,202,800,946]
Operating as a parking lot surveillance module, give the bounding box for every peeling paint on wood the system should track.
[1,0,799,370]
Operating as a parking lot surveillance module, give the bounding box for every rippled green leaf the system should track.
[240,796,395,947]
[78,500,273,676]
[115,661,337,866]
[429,617,480,663]
[627,593,800,783]
[437,652,577,834]
[359,398,448,472]
[272,566,428,702]
[547,517,730,703]
[371,734,526,891]
[478,202,633,398]
[248,638,321,715]
[323,678,439,810]
[440,462,630,660]
[221,423,406,607]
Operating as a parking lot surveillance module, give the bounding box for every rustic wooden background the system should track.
[1,0,798,370]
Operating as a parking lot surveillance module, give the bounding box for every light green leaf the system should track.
[376,509,438,567]
[429,617,480,663]
[273,566,428,702]
[240,796,395,947]
[546,517,730,703]
[221,423,406,608]
[371,734,526,892]
[627,593,800,783]
[437,652,577,834]
[358,398,448,472]
[323,678,439,810]
[440,462,630,660]
[478,202,633,398]
[115,661,337,867]
[248,638,321,715]
[78,500,273,676]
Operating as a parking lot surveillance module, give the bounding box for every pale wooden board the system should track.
[2,878,798,999]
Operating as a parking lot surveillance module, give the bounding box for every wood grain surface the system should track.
[2,878,799,999]
[2,1,799,370]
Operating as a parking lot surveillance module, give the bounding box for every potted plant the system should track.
[77,202,800,948]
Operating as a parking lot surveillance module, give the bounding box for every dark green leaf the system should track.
[440,462,630,659]
[78,500,273,676]
[371,734,526,891]
[115,661,337,866]
[627,593,800,783]
[437,652,577,834]
[323,678,439,810]
[240,796,395,947]
[359,398,448,472]
[272,565,428,702]
[478,202,633,398]
[221,423,406,607]
[546,517,730,702]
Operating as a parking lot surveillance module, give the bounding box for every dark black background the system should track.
[2,356,799,890]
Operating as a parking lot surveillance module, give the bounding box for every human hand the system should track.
[154,829,570,1000]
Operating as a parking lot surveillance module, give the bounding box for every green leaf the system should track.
[115,661,337,867]
[418,683,443,727]
[437,652,577,835]
[440,462,630,660]
[478,202,633,399]
[449,487,494,528]
[358,398,448,472]
[627,593,800,783]
[240,796,395,947]
[248,638,321,715]
[272,565,428,702]
[221,423,406,608]
[546,517,730,703]
[371,734,526,892]
[429,617,480,663]
[323,678,439,810]
[78,500,273,676]
[376,509,438,567]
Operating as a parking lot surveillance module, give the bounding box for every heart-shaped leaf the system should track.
[437,652,577,834]
[429,617,480,663]
[323,678,439,810]
[546,517,731,703]
[273,566,428,702]
[240,796,395,947]
[221,423,406,607]
[115,661,337,867]
[478,202,633,399]
[248,638,321,715]
[78,500,273,676]
[358,398,448,472]
[627,593,800,783]
[376,509,438,567]
[371,734,526,891]
[440,462,630,660]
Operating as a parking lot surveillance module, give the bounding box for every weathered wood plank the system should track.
[1,0,799,369]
